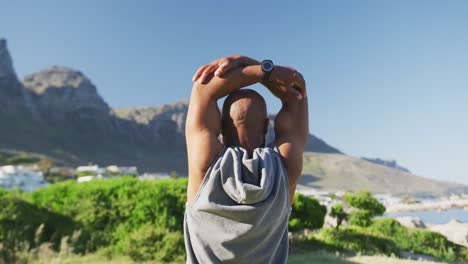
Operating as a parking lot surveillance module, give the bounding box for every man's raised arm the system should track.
[185,57,264,203]
[262,67,308,203]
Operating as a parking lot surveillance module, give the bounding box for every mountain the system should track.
[0,38,466,196]
[0,38,338,174]
[299,153,467,197]
[361,157,410,173]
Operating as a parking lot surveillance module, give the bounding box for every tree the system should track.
[344,190,385,227]
[330,204,348,230]
[289,193,327,232]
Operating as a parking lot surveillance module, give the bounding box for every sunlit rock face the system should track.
[23,66,112,123]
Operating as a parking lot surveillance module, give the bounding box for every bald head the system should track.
[222,89,268,151]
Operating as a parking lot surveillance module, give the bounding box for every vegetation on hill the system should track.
[344,190,386,227]
[295,191,468,263]
[291,218,468,262]
[0,178,466,263]
[0,178,324,263]
[0,151,38,165]
[289,193,327,232]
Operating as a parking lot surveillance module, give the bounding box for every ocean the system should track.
[384,208,468,225]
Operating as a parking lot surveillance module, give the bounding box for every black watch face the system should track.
[262,61,273,72]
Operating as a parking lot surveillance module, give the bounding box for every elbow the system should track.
[191,78,217,99]
[302,133,309,146]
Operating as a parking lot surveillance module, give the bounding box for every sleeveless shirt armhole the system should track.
[186,145,227,209]
[273,146,293,211]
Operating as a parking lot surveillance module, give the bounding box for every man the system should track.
[184,55,308,264]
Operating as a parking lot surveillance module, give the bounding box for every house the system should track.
[105,165,138,176]
[76,165,105,175]
[118,166,138,175]
[139,173,171,180]
[0,165,49,192]
[77,175,96,183]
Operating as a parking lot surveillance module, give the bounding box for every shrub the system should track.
[0,193,79,262]
[120,224,185,262]
[25,177,187,253]
[344,190,385,227]
[330,204,347,230]
[370,218,410,249]
[409,229,464,262]
[371,218,468,262]
[348,210,373,227]
[316,227,399,256]
[289,193,327,232]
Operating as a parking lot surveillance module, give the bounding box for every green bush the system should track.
[409,229,466,262]
[289,193,327,232]
[344,190,385,227]
[348,210,373,227]
[120,224,185,262]
[330,204,347,230]
[370,218,410,249]
[0,192,80,262]
[3,178,466,263]
[292,217,468,262]
[370,218,468,262]
[24,177,187,253]
[316,227,399,256]
[1,178,329,261]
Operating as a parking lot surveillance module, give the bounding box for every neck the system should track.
[224,128,264,155]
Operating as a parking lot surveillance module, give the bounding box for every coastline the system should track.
[384,195,468,214]
[382,196,468,247]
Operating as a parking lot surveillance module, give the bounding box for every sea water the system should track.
[384,208,468,225]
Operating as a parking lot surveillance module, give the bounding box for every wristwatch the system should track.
[261,60,274,82]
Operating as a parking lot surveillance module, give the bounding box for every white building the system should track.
[139,173,171,180]
[76,165,105,175]
[105,165,138,175]
[77,175,96,183]
[119,166,138,175]
[76,165,139,183]
[0,165,49,192]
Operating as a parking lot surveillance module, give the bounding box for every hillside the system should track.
[298,152,467,197]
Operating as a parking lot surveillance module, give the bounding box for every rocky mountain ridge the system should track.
[0,38,339,173]
[1,38,466,196]
[361,157,411,173]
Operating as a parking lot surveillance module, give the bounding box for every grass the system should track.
[16,251,451,264]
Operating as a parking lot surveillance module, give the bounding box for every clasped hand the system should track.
[192,55,306,100]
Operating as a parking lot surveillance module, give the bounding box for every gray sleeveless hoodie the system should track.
[184,146,291,264]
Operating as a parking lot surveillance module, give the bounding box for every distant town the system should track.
[0,163,173,192]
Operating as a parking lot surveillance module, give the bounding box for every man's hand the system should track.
[192,55,260,84]
[263,66,307,101]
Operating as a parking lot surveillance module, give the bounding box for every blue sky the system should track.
[1,1,467,184]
